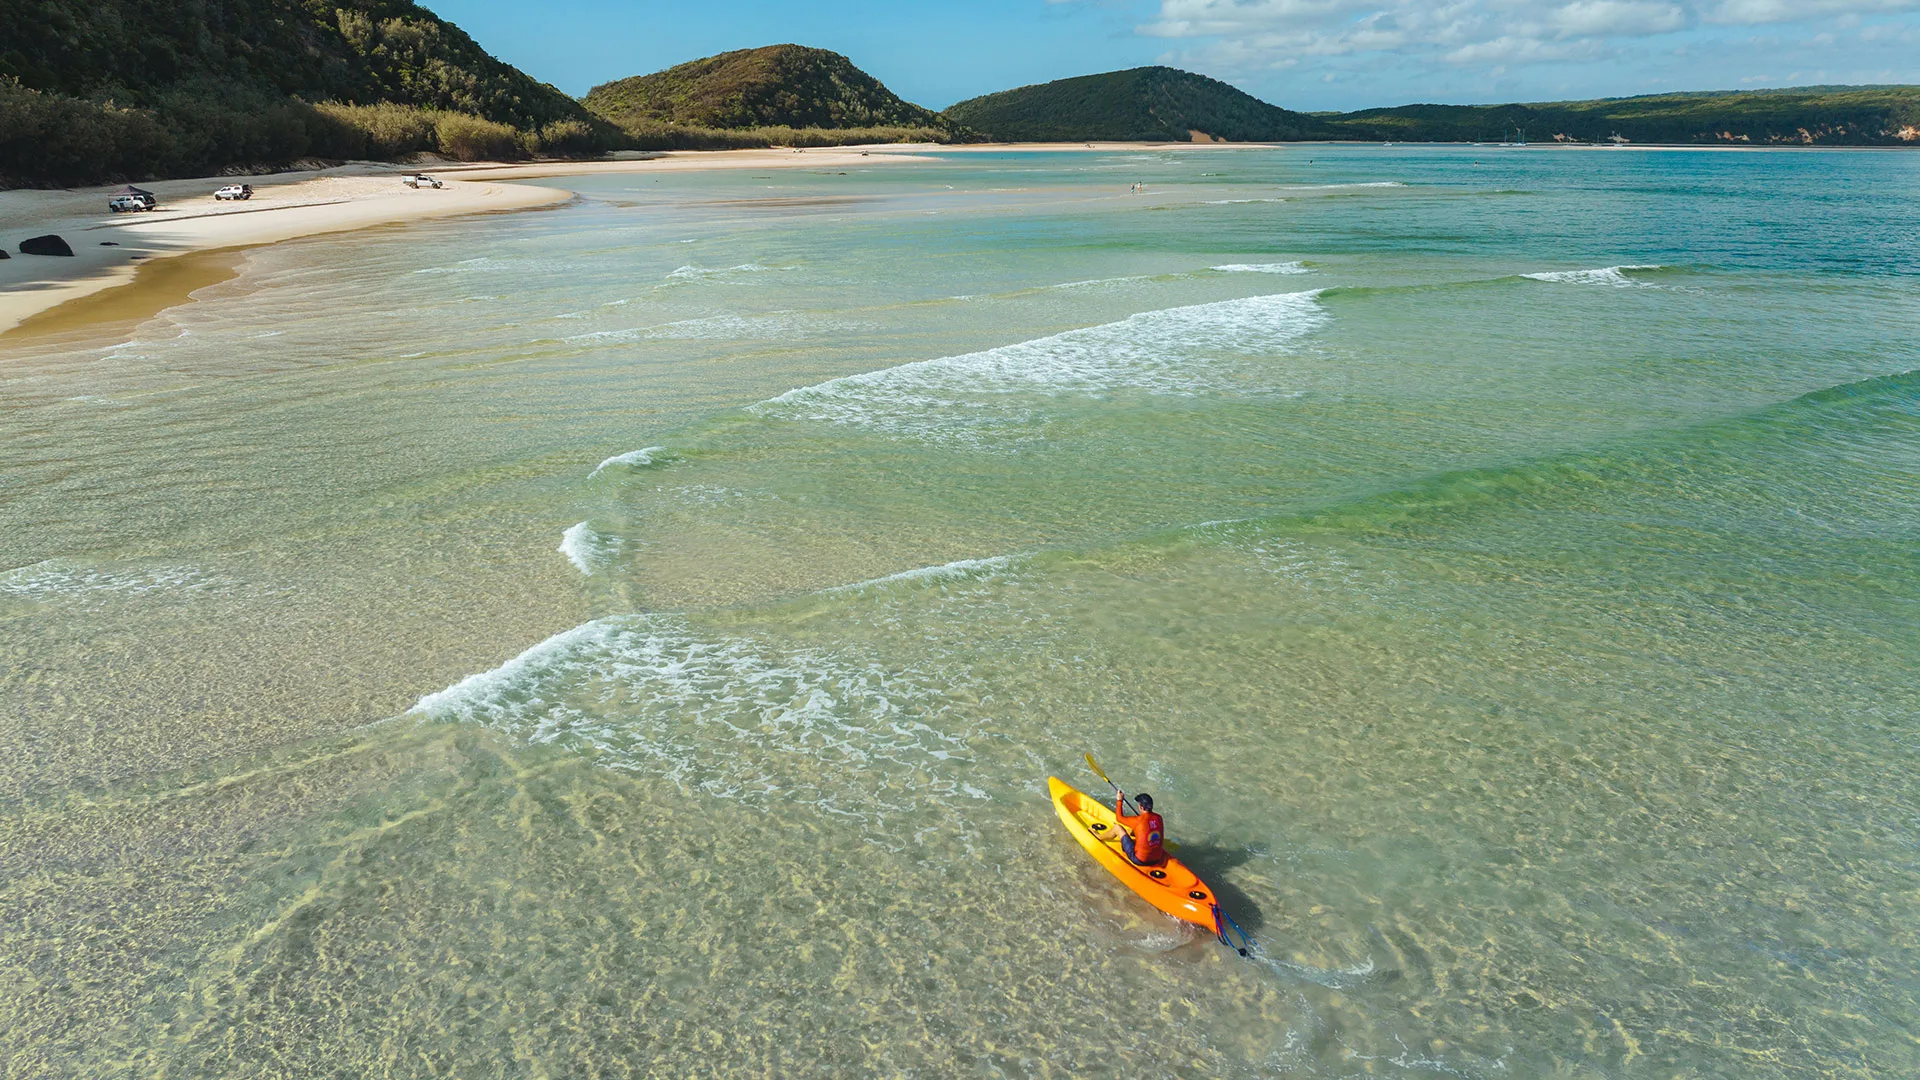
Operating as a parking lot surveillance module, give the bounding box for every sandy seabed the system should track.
[0,145,959,340]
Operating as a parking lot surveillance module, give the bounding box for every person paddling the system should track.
[1115,792,1166,866]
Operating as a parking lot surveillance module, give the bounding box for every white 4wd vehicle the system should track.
[401,173,443,189]
[214,184,253,200]
[107,194,152,212]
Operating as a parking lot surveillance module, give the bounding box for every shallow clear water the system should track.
[3,146,1918,1077]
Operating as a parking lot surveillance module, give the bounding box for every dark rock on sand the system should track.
[20,234,76,257]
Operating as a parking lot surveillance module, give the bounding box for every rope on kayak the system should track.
[1213,905,1253,958]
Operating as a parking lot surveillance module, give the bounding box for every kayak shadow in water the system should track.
[1169,840,1265,932]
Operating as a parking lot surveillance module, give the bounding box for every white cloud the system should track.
[1141,0,1920,73]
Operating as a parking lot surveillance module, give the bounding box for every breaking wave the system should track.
[1210,262,1309,274]
[409,613,991,822]
[1522,264,1663,287]
[557,521,612,575]
[589,446,670,478]
[822,556,1022,595]
[661,263,783,285]
[746,291,1327,442]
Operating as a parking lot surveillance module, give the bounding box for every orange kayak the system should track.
[1048,776,1222,933]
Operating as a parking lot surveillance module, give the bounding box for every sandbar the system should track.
[0,146,937,340]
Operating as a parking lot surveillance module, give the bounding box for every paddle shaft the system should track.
[1084,753,1138,817]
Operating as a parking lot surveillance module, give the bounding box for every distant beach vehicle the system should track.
[108,185,155,212]
[214,184,253,201]
[402,174,443,189]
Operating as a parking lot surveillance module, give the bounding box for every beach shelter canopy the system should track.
[117,185,154,197]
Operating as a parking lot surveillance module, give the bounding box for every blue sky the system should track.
[428,0,1920,111]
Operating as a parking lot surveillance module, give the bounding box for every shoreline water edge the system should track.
[0,145,946,339]
[5,139,1916,1078]
[10,139,1897,343]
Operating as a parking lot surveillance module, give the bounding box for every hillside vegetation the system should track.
[0,0,617,186]
[584,44,966,146]
[943,67,1322,143]
[942,67,1920,148]
[1319,86,1920,145]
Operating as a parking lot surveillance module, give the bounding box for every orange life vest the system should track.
[1116,797,1166,864]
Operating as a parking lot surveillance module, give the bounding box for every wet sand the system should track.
[0,148,945,340]
[1,247,253,348]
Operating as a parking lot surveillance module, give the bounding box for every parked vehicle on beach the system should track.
[402,173,443,189]
[214,184,253,200]
[107,194,153,213]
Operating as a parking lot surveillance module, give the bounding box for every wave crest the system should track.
[747,291,1327,442]
[1522,264,1663,287]
[410,614,989,821]
[589,446,670,478]
[1210,262,1309,274]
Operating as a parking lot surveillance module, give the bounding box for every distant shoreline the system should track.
[4,138,1910,344]
[0,146,935,342]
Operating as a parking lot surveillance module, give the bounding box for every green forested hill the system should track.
[1318,86,1920,145]
[583,44,963,142]
[942,67,1920,148]
[0,0,614,185]
[942,67,1324,142]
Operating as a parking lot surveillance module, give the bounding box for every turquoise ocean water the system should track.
[3,146,1918,1077]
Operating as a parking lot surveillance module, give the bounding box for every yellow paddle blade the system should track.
[1083,752,1113,788]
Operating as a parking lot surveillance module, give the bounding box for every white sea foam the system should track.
[0,559,224,605]
[823,556,1020,595]
[563,311,851,346]
[662,263,780,284]
[410,613,989,820]
[1210,262,1310,274]
[747,291,1327,442]
[1257,952,1388,990]
[1522,264,1663,287]
[589,446,669,478]
[650,311,855,340]
[557,521,609,575]
[1205,197,1288,205]
[1047,275,1155,290]
[413,256,509,275]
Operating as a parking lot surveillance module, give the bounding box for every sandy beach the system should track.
[3,137,1848,343]
[0,146,942,339]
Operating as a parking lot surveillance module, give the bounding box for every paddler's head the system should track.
[1136,793,1153,812]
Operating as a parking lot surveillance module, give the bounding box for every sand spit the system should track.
[0,147,936,339]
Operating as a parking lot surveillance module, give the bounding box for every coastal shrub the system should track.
[536,119,600,157]
[312,102,439,158]
[152,82,320,168]
[767,125,949,147]
[433,112,525,161]
[0,77,170,186]
[1,80,603,187]
[613,120,951,151]
[616,120,766,150]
